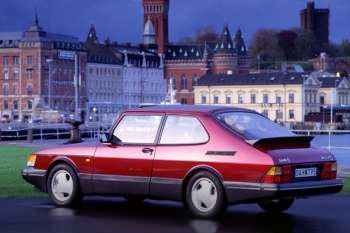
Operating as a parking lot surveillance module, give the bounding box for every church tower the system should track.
[143,0,169,53]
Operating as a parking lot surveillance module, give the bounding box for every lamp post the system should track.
[328,79,340,150]
[330,79,340,128]
[46,59,54,109]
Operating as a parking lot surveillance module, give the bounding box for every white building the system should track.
[85,25,166,124]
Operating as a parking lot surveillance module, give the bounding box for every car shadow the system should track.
[35,197,321,233]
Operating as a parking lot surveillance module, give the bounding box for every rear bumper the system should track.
[224,179,343,204]
[21,166,47,192]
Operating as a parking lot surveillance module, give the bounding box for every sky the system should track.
[0,0,349,45]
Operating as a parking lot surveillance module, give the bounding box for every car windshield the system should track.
[216,111,294,140]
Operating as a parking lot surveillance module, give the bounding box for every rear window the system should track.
[216,111,294,140]
[160,116,208,144]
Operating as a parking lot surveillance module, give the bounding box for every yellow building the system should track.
[194,73,350,124]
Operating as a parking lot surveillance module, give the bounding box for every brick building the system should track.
[300,1,330,49]
[143,0,250,104]
[0,14,87,122]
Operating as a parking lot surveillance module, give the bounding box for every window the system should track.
[13,56,19,65]
[27,85,33,95]
[3,56,9,66]
[226,95,232,104]
[13,100,18,110]
[320,96,325,105]
[201,96,207,104]
[113,115,162,144]
[262,109,269,118]
[192,76,198,87]
[250,94,256,104]
[3,70,9,80]
[276,110,283,120]
[160,116,208,144]
[238,94,243,104]
[289,93,295,104]
[26,56,33,65]
[3,84,9,95]
[263,94,269,104]
[13,70,19,80]
[180,76,187,90]
[276,96,282,104]
[13,84,18,95]
[3,100,8,110]
[213,95,219,104]
[289,110,295,119]
[26,69,33,80]
[216,111,293,140]
[27,100,33,110]
[171,77,176,90]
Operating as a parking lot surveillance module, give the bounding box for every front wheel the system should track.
[47,164,81,207]
[186,171,227,218]
[258,198,295,213]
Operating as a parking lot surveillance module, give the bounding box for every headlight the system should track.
[27,155,37,167]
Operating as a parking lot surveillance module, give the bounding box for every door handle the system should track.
[142,148,154,155]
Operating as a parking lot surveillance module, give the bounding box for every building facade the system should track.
[142,0,250,105]
[0,15,87,122]
[300,1,330,49]
[194,72,350,124]
[85,25,166,123]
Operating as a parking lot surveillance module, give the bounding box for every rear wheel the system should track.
[47,164,81,207]
[258,198,295,213]
[186,171,227,218]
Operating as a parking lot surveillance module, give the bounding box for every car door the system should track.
[150,114,210,200]
[93,113,164,196]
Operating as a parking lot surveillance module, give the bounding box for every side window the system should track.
[160,116,209,145]
[113,115,162,144]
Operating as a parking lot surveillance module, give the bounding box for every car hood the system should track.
[267,147,336,165]
[35,141,98,156]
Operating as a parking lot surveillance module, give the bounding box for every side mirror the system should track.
[110,135,122,145]
[99,133,110,143]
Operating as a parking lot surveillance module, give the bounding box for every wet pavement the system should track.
[0,195,349,233]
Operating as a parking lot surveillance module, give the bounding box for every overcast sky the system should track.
[0,0,349,45]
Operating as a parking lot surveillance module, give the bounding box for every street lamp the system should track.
[46,59,54,110]
[330,79,340,128]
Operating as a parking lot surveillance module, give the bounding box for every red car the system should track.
[22,105,343,218]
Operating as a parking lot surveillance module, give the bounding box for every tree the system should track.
[293,28,319,60]
[277,30,298,61]
[249,29,283,68]
[338,40,350,57]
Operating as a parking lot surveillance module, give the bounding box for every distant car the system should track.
[22,105,343,218]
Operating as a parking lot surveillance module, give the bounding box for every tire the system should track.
[185,171,227,218]
[47,164,81,207]
[258,198,295,213]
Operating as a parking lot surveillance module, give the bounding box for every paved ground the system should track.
[0,195,349,233]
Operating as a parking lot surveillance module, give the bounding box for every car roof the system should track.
[126,105,255,115]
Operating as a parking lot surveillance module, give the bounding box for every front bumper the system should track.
[224,179,344,204]
[21,166,47,192]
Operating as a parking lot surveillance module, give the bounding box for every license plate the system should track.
[295,167,317,178]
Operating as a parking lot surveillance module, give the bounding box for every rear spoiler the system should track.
[246,136,314,147]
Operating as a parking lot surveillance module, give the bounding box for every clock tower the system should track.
[143,0,169,53]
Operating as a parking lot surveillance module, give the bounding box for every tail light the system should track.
[263,165,292,184]
[321,162,337,180]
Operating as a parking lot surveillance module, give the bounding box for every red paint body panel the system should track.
[34,142,97,174]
